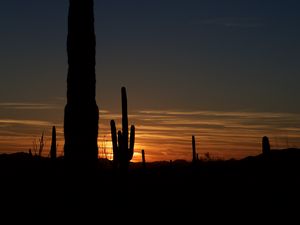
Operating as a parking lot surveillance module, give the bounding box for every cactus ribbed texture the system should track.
[50,126,56,160]
[64,0,99,162]
[110,87,135,171]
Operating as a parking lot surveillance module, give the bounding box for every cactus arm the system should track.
[129,125,135,160]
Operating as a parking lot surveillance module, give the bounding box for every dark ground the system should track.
[1,149,300,224]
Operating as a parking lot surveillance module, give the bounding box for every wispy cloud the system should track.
[0,102,58,110]
[1,109,300,162]
[0,119,52,126]
[99,110,110,114]
[199,17,264,28]
[97,109,300,161]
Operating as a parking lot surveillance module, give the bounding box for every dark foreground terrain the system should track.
[1,149,300,223]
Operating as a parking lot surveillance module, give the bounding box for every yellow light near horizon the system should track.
[97,138,149,162]
[2,109,300,162]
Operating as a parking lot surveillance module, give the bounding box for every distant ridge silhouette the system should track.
[64,0,99,162]
[1,148,300,223]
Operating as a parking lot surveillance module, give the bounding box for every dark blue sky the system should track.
[1,0,300,159]
[0,0,300,113]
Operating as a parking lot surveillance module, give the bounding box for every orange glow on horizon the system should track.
[1,109,300,162]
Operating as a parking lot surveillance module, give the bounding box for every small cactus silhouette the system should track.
[141,149,146,169]
[50,126,56,160]
[192,135,197,163]
[110,87,135,171]
[262,136,271,155]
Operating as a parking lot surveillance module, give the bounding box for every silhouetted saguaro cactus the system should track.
[50,126,56,160]
[262,136,271,155]
[192,135,197,163]
[64,0,99,162]
[141,149,146,169]
[110,87,135,171]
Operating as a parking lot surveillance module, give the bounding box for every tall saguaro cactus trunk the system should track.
[64,0,99,162]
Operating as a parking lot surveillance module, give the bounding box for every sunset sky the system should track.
[0,0,300,161]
